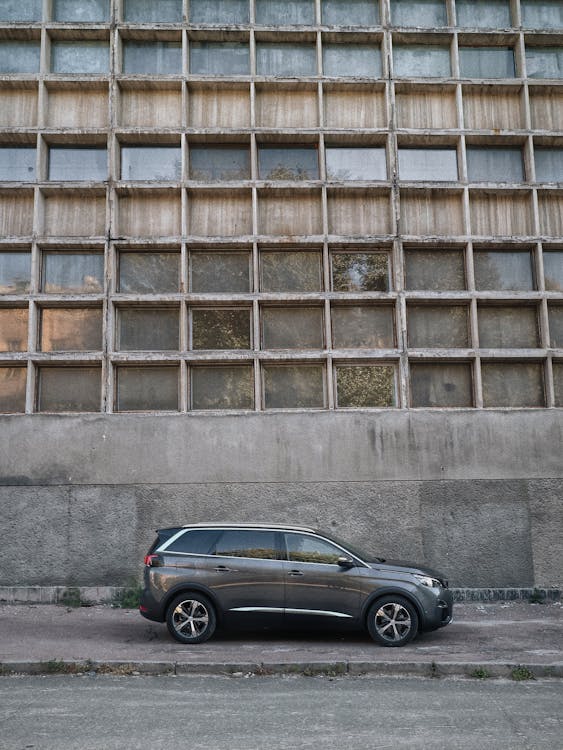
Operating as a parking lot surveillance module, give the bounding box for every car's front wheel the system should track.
[166,593,217,644]
[367,596,419,647]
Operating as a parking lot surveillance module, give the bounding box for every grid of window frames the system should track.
[0,0,562,412]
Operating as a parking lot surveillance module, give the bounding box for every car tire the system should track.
[166,592,217,644]
[366,595,419,647]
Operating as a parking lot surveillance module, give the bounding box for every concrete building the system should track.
[0,0,562,592]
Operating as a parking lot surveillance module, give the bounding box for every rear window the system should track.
[148,528,180,554]
[165,529,221,555]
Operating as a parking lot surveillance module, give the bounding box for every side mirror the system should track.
[337,556,355,569]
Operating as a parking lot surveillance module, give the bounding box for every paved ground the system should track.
[1,600,562,678]
[2,675,563,750]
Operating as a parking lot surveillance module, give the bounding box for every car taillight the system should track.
[144,554,162,567]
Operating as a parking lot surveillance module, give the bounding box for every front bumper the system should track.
[420,588,454,631]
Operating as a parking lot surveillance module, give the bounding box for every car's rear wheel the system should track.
[367,595,419,647]
[166,593,216,644]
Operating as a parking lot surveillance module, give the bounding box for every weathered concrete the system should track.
[0,411,562,587]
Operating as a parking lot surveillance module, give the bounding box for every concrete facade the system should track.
[1,410,562,588]
[1,1,562,589]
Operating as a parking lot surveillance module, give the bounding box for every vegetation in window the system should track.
[336,366,395,408]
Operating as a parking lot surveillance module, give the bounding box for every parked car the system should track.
[140,523,453,646]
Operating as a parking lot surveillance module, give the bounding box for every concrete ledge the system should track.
[1,660,562,680]
[1,586,560,605]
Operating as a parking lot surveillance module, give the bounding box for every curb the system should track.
[2,660,563,680]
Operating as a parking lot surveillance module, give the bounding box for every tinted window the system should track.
[285,533,343,564]
[166,529,221,555]
[215,529,279,559]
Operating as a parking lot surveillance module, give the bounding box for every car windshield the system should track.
[316,530,385,563]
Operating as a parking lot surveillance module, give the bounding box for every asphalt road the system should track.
[1,675,562,750]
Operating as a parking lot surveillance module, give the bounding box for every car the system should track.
[139,523,453,647]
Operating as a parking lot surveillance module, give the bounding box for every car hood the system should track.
[367,559,447,580]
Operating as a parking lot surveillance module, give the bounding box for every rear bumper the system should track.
[139,589,165,623]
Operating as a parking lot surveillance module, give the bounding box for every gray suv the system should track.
[140,523,453,647]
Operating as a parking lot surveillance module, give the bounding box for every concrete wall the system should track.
[1,410,562,588]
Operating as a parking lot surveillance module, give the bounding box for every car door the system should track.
[206,528,285,627]
[282,532,363,625]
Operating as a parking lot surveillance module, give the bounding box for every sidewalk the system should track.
[1,601,562,679]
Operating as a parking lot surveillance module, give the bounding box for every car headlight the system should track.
[414,574,442,589]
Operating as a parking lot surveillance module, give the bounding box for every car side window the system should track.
[165,529,220,554]
[214,529,279,560]
[285,533,343,565]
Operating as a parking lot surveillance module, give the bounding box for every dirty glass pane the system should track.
[260,251,321,292]
[526,48,563,79]
[0,253,31,294]
[121,146,181,180]
[116,366,179,411]
[455,0,511,28]
[189,0,249,24]
[53,0,109,22]
[190,147,250,181]
[0,42,41,74]
[0,367,27,413]
[119,252,179,293]
[48,148,107,181]
[262,307,323,349]
[0,308,28,351]
[256,0,314,25]
[37,367,101,412]
[549,306,563,348]
[554,363,563,406]
[482,362,544,407]
[191,365,254,410]
[459,47,515,78]
[411,363,473,407]
[535,148,563,182]
[466,148,523,182]
[190,42,249,76]
[478,306,539,348]
[256,43,317,76]
[0,148,36,181]
[263,364,325,408]
[331,252,390,292]
[322,0,379,25]
[192,308,250,350]
[522,1,563,29]
[408,306,469,348]
[544,252,563,291]
[323,45,381,77]
[326,148,386,180]
[398,148,458,180]
[258,147,319,180]
[332,306,395,348]
[393,45,451,77]
[391,0,447,27]
[405,250,465,290]
[51,42,109,74]
[118,308,179,350]
[190,252,250,293]
[336,365,395,407]
[124,0,183,23]
[43,253,104,294]
[123,42,182,74]
[0,0,42,21]
[473,251,533,291]
[40,308,102,351]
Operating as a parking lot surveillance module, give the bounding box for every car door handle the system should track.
[288,570,304,577]
[214,566,234,573]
